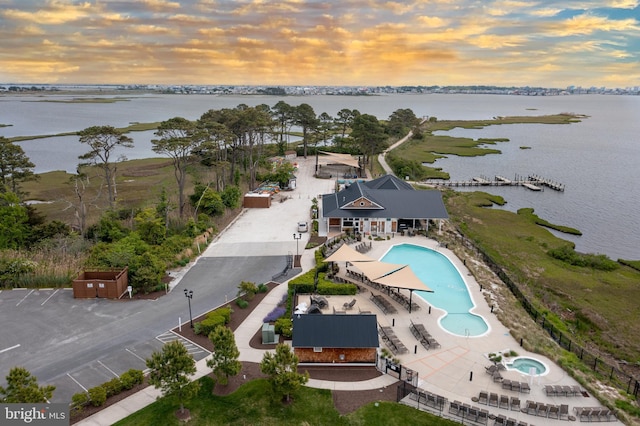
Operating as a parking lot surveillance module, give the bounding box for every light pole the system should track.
[293,233,302,267]
[184,289,194,328]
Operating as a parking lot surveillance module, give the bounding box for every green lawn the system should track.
[114,377,457,426]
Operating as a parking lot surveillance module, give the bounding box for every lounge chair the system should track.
[544,384,555,396]
[485,364,497,375]
[516,422,528,426]
[525,400,536,414]
[449,400,460,415]
[536,403,548,417]
[488,393,499,407]
[559,404,569,420]
[494,414,506,425]
[580,408,595,422]
[510,381,521,392]
[505,418,516,426]
[520,382,530,393]
[343,298,356,310]
[510,396,520,411]
[477,409,489,425]
[478,391,488,405]
[468,406,479,421]
[502,379,512,390]
[554,385,564,396]
[493,371,503,382]
[562,385,573,396]
[548,404,559,419]
[572,385,583,396]
[499,394,510,409]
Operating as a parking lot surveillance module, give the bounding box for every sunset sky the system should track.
[1,0,639,88]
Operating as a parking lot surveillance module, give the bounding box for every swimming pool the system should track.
[505,357,548,376]
[381,244,489,336]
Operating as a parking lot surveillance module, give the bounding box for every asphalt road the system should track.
[0,156,331,403]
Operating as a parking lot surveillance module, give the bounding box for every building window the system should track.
[313,347,323,352]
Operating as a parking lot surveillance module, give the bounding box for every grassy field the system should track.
[114,376,457,426]
[444,190,640,364]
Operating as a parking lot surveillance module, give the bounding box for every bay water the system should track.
[1,93,637,260]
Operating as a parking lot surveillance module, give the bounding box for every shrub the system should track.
[102,377,123,397]
[317,281,357,295]
[209,306,232,324]
[71,392,89,413]
[288,270,316,293]
[264,306,286,323]
[237,281,259,300]
[257,283,269,293]
[198,315,226,335]
[120,369,144,390]
[88,386,107,407]
[236,299,249,309]
[274,318,293,338]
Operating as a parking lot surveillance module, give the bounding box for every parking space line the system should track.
[125,348,147,363]
[67,373,87,392]
[97,360,120,378]
[16,289,34,306]
[0,344,20,354]
[41,289,60,306]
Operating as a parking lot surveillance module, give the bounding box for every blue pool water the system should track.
[506,357,548,376]
[381,244,489,336]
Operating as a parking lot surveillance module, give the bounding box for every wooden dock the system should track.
[423,174,565,192]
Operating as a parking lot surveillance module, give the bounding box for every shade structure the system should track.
[318,151,360,168]
[350,260,405,281]
[324,243,375,263]
[373,265,433,293]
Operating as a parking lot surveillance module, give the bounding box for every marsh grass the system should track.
[0,246,88,288]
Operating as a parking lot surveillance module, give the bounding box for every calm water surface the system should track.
[1,93,637,259]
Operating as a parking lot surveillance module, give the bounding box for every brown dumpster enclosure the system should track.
[72,267,128,299]
[243,193,271,208]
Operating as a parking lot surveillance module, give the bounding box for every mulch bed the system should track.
[71,281,398,423]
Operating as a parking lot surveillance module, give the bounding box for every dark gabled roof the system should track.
[322,174,449,220]
[292,314,379,348]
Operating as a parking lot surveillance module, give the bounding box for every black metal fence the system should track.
[447,229,640,400]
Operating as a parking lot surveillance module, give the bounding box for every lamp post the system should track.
[184,289,194,328]
[293,233,302,267]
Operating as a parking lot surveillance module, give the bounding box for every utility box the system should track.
[262,323,278,344]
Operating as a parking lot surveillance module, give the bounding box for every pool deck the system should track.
[317,236,623,424]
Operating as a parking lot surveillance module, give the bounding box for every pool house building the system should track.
[321,174,449,236]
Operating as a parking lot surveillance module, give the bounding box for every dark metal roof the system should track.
[292,314,379,348]
[322,174,449,220]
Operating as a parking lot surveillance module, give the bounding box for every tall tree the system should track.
[77,126,133,209]
[260,343,309,403]
[152,117,203,218]
[293,104,319,158]
[387,108,420,137]
[334,108,360,138]
[272,101,294,154]
[0,367,55,403]
[0,137,37,195]
[350,114,388,175]
[206,325,241,385]
[0,191,30,249]
[146,341,199,414]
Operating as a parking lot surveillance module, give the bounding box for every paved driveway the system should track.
[0,157,328,403]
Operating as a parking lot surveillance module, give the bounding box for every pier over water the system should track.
[423,174,565,192]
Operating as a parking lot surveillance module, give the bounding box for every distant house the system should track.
[292,314,378,364]
[321,174,448,235]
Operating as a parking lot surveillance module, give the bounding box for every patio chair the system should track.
[510,381,521,393]
[559,404,569,420]
[582,408,596,422]
[485,364,498,375]
[562,385,573,396]
[488,393,499,407]
[547,404,559,419]
[510,396,520,411]
[505,418,517,426]
[516,422,528,426]
[494,414,506,425]
[478,391,488,405]
[468,406,479,422]
[502,379,512,390]
[554,385,564,396]
[572,385,583,396]
[493,371,503,382]
[499,394,510,409]
[520,382,530,393]
[449,400,461,415]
